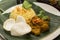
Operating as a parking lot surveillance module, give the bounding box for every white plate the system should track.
[2,2,60,40]
[0,0,2,2]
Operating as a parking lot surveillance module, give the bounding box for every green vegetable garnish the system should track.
[22,1,32,9]
[42,16,49,20]
[37,10,45,18]
[37,10,49,20]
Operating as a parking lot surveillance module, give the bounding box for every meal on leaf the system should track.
[3,1,50,36]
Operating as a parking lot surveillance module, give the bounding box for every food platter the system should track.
[0,2,60,40]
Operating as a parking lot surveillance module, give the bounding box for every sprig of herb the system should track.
[37,10,49,20]
[22,1,32,9]
[37,10,45,18]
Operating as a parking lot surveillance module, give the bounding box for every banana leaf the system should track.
[0,0,17,11]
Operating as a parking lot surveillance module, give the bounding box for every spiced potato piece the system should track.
[30,16,50,35]
[31,25,41,35]
[31,16,43,25]
[41,23,49,32]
